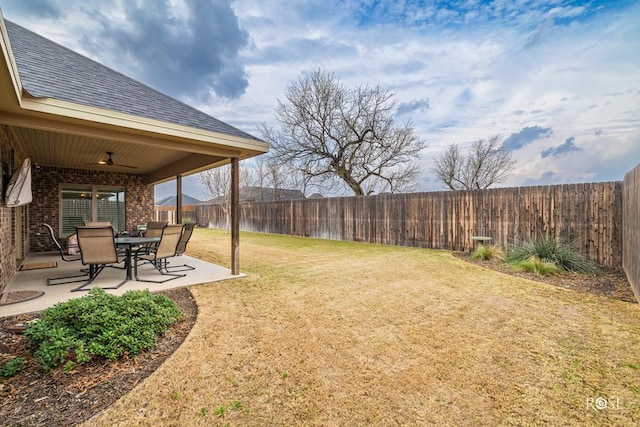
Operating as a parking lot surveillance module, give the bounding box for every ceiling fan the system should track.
[96,152,137,169]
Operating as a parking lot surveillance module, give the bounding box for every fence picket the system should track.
[188,182,629,268]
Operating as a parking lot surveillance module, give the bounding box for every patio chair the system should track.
[135,221,168,254]
[133,224,186,283]
[165,222,196,272]
[84,221,111,227]
[42,223,90,285]
[145,221,168,238]
[72,226,127,292]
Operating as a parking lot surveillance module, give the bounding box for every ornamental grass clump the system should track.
[513,256,561,276]
[24,288,181,371]
[471,244,504,261]
[506,236,599,275]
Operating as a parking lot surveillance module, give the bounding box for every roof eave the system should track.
[0,8,268,159]
[0,9,23,111]
[17,94,269,155]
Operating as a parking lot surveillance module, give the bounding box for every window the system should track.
[60,185,125,236]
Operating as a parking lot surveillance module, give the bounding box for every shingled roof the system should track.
[206,186,306,204]
[5,20,260,141]
[156,194,204,207]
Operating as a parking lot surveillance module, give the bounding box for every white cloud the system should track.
[3,0,639,197]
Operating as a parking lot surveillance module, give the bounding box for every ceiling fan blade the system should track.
[95,152,138,169]
[85,162,138,169]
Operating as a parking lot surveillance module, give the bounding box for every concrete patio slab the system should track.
[0,252,243,317]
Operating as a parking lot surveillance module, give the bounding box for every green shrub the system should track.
[24,288,181,371]
[1,357,25,377]
[471,244,504,261]
[506,236,599,274]
[513,256,561,276]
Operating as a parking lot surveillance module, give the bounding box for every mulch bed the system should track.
[452,252,637,303]
[0,261,636,426]
[0,287,197,427]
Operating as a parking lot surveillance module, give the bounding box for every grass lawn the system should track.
[84,228,640,426]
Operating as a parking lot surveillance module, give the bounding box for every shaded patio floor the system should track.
[0,252,243,317]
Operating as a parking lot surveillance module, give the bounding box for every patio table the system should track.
[114,236,160,280]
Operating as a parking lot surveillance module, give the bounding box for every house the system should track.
[154,193,203,224]
[238,186,305,202]
[155,194,204,207]
[206,186,306,204]
[0,9,268,292]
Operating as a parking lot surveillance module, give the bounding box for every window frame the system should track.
[58,184,126,237]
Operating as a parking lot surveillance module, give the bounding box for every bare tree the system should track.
[246,154,304,200]
[198,166,231,231]
[259,69,426,196]
[261,155,289,199]
[433,135,517,190]
[197,163,253,231]
[262,154,313,199]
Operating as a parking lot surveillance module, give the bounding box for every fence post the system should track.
[231,157,240,275]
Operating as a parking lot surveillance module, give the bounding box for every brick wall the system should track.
[0,125,25,293]
[30,166,154,252]
[0,124,158,293]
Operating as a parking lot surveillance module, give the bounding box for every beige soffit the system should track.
[7,95,268,157]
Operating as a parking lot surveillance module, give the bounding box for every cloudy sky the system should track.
[2,0,639,200]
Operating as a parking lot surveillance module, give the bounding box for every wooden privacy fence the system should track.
[196,182,623,268]
[154,205,197,224]
[623,164,640,302]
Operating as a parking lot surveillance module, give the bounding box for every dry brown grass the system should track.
[83,229,640,426]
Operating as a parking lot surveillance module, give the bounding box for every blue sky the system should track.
[2,0,639,200]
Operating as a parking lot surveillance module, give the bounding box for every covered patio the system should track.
[0,250,239,317]
[0,8,268,304]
